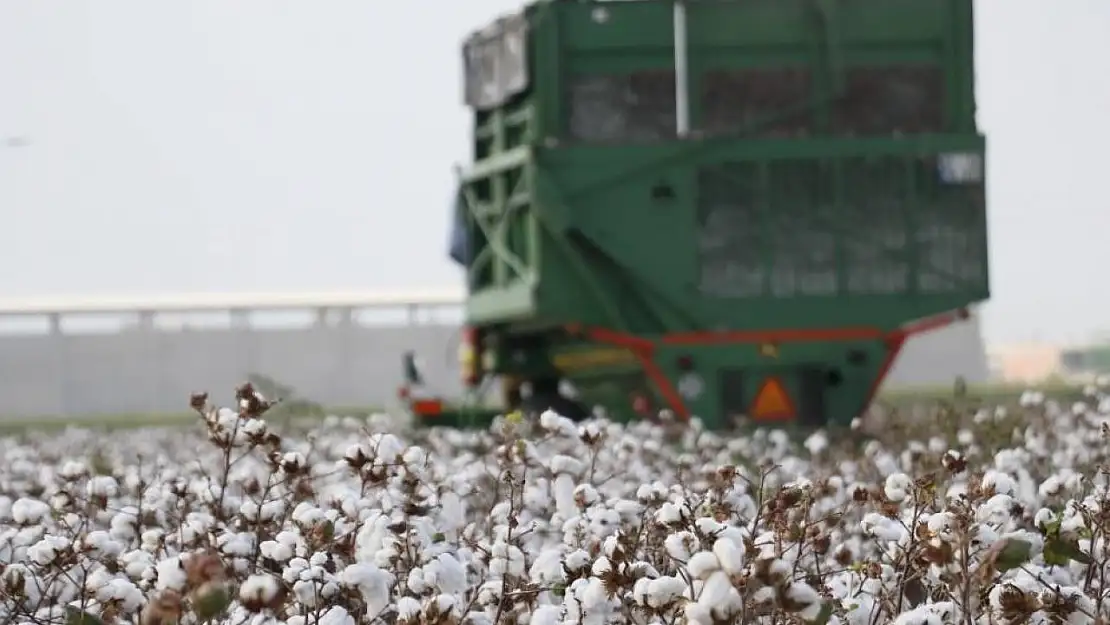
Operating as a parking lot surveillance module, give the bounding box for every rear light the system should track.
[411,398,444,417]
[676,355,694,371]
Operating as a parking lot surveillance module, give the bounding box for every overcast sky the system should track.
[0,0,1107,345]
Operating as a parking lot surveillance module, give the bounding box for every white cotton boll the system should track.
[108,578,144,612]
[368,433,406,462]
[804,430,829,455]
[590,556,613,577]
[283,558,309,584]
[664,531,699,561]
[292,502,326,527]
[85,567,116,595]
[553,474,577,519]
[976,494,1016,526]
[798,600,824,622]
[768,558,792,582]
[1019,390,1044,407]
[430,595,457,617]
[82,530,123,558]
[240,501,261,520]
[27,535,69,566]
[260,540,294,562]
[612,499,643,521]
[697,571,737,614]
[1039,475,1065,498]
[438,491,465,533]
[957,429,975,445]
[407,567,430,594]
[892,606,943,625]
[540,409,578,436]
[11,498,50,525]
[564,550,591,573]
[632,578,652,605]
[241,418,267,437]
[550,454,585,475]
[293,580,318,607]
[1065,473,1085,493]
[983,471,1016,496]
[645,576,687,608]
[1034,507,1056,531]
[927,512,958,539]
[694,517,724,536]
[318,607,355,625]
[580,577,610,611]
[340,563,392,618]
[218,532,255,557]
[155,556,188,591]
[1061,506,1088,535]
[529,548,566,586]
[430,553,467,593]
[58,461,87,479]
[712,538,745,575]
[240,574,281,604]
[656,502,683,524]
[686,551,721,579]
[786,581,821,608]
[685,602,713,625]
[531,605,563,625]
[402,445,429,468]
[884,473,912,502]
[573,484,599,507]
[127,553,156,581]
[86,475,119,498]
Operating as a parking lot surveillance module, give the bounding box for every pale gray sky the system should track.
[0,0,1107,345]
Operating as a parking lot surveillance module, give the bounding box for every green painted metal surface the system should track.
[450,0,989,429]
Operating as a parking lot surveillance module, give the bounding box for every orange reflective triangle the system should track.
[750,377,795,420]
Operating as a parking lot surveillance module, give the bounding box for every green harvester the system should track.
[404,0,989,430]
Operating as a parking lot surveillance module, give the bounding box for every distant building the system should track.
[986,343,1064,383]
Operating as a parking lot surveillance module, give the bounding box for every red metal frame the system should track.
[566,308,969,421]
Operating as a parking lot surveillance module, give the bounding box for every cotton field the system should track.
[2,385,1110,625]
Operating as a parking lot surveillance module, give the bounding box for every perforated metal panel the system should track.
[696,163,763,297]
[701,68,814,138]
[766,161,839,297]
[832,66,945,135]
[842,157,911,295]
[567,71,677,142]
[696,154,987,299]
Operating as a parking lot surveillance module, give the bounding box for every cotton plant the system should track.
[3,383,1110,624]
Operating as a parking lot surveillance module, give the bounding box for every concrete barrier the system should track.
[0,291,989,418]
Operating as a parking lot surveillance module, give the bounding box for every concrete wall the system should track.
[0,324,467,417]
[0,314,989,418]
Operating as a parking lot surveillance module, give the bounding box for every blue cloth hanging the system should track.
[448,188,470,266]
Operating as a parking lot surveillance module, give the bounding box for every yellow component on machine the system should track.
[552,347,637,373]
[459,327,481,386]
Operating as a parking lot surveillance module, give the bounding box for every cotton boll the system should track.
[686,551,720,579]
[712,538,745,575]
[884,473,912,502]
[664,531,699,561]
